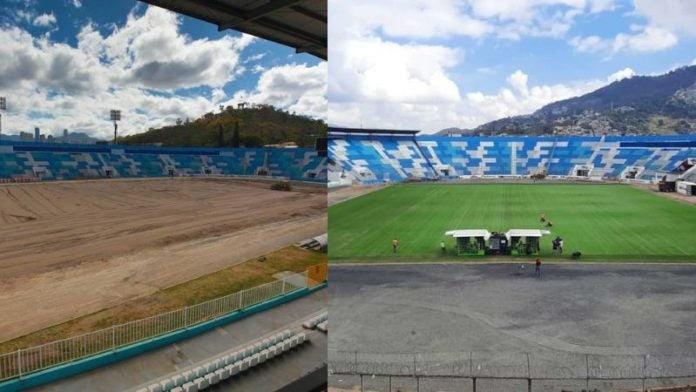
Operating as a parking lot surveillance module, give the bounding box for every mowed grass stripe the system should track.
[329,184,696,262]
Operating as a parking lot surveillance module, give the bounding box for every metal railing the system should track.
[329,350,696,392]
[0,271,313,381]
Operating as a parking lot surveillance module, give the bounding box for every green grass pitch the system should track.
[329,183,696,262]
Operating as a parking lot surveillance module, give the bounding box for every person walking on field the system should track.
[440,240,446,254]
[535,257,542,278]
[559,239,564,255]
[392,238,399,253]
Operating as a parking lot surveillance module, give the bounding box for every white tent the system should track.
[505,229,551,241]
[445,230,492,240]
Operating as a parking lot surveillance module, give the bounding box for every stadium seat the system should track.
[182,382,198,392]
[329,134,696,184]
[204,372,219,385]
[0,142,327,182]
[194,377,208,390]
[159,378,175,390]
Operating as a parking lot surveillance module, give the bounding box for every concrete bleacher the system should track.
[0,141,327,182]
[135,329,308,392]
[330,134,696,183]
[302,311,328,333]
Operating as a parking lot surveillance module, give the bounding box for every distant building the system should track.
[264,142,298,149]
[63,129,68,138]
[34,127,40,141]
[20,131,33,141]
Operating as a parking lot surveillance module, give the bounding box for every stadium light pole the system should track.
[110,110,121,144]
[0,97,6,142]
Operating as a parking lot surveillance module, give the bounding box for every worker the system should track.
[535,257,542,278]
[440,240,446,254]
[392,238,399,253]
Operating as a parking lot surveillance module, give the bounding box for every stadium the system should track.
[0,0,329,389]
[0,139,329,391]
[327,128,696,392]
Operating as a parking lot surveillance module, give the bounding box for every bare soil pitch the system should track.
[0,178,326,342]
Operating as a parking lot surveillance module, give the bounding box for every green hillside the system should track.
[118,105,326,148]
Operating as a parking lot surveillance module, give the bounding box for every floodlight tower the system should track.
[0,97,6,141]
[110,109,121,144]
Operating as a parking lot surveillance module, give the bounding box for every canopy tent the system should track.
[445,229,491,240]
[444,229,551,256]
[505,229,551,241]
[444,229,490,255]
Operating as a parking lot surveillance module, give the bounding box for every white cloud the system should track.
[71,0,82,8]
[331,0,492,40]
[32,13,56,27]
[330,69,627,133]
[251,64,266,74]
[211,88,226,103]
[612,25,678,52]
[607,67,635,83]
[229,62,326,119]
[97,7,254,91]
[569,35,607,52]
[570,25,678,54]
[633,0,696,36]
[0,6,321,140]
[327,0,660,134]
[466,0,616,39]
[331,36,461,104]
[15,9,34,24]
[243,52,267,63]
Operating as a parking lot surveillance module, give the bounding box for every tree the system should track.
[232,121,240,148]
[218,124,224,147]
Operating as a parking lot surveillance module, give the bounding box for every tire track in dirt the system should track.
[0,178,326,341]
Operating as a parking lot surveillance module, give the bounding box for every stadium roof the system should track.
[139,0,327,60]
[328,127,421,136]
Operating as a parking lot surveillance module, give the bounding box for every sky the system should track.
[0,0,326,140]
[328,0,696,133]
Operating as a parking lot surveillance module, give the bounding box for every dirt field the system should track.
[632,183,696,206]
[328,184,386,206]
[0,178,326,342]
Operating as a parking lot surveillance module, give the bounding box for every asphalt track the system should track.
[328,263,696,391]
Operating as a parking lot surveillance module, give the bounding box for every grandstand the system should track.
[328,128,696,185]
[0,141,326,182]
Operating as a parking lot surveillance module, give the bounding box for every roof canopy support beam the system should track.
[217,0,303,30]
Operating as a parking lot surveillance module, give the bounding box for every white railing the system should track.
[0,271,311,382]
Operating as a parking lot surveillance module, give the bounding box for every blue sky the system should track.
[328,0,696,133]
[0,0,326,139]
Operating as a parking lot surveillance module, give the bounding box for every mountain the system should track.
[118,105,326,148]
[474,66,696,136]
[435,127,476,136]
